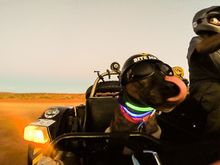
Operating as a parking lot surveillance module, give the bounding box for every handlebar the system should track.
[50,132,161,147]
[89,64,120,98]
[45,132,163,165]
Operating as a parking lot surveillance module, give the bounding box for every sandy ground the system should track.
[0,95,84,165]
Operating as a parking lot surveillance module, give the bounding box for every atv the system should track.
[23,62,207,165]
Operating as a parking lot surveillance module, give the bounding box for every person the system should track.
[187,5,220,164]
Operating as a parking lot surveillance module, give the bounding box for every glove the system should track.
[37,156,64,165]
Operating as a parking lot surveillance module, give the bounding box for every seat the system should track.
[85,97,119,132]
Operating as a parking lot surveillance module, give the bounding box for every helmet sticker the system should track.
[133,54,158,63]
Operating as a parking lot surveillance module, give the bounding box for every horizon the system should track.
[1,1,219,93]
[0,91,84,94]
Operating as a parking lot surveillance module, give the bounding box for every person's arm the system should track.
[196,33,220,55]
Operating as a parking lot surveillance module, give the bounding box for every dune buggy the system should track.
[24,62,206,165]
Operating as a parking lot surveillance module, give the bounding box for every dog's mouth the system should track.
[136,74,188,108]
[124,73,188,110]
[164,76,187,104]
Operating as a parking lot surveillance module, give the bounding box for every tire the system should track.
[85,81,120,98]
[27,145,34,165]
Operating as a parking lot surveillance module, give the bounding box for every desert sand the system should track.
[0,93,85,165]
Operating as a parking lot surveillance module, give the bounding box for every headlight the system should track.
[24,125,50,144]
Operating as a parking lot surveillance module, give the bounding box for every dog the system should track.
[108,54,188,140]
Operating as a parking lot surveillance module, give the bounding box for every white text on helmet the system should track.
[133,55,157,63]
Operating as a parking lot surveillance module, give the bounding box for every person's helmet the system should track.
[119,53,173,86]
[193,6,220,35]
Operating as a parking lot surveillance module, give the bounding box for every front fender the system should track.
[38,106,76,140]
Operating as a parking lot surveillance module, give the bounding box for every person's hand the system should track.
[37,151,64,165]
[210,160,220,165]
[37,156,64,165]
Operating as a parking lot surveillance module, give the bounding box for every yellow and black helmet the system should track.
[193,6,220,35]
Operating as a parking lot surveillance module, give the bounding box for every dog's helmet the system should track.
[119,53,173,86]
[193,6,220,35]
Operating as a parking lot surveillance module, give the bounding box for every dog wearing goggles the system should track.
[108,54,188,142]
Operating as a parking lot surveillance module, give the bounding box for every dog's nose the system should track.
[164,76,188,104]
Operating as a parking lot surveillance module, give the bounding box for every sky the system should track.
[0,0,219,93]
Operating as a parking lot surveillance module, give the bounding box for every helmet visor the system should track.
[207,12,220,26]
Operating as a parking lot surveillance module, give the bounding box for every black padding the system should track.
[39,106,75,139]
[85,97,119,132]
[158,96,207,141]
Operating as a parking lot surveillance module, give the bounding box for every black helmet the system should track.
[193,6,220,35]
[120,53,173,86]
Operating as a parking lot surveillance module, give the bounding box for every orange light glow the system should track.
[24,125,50,144]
